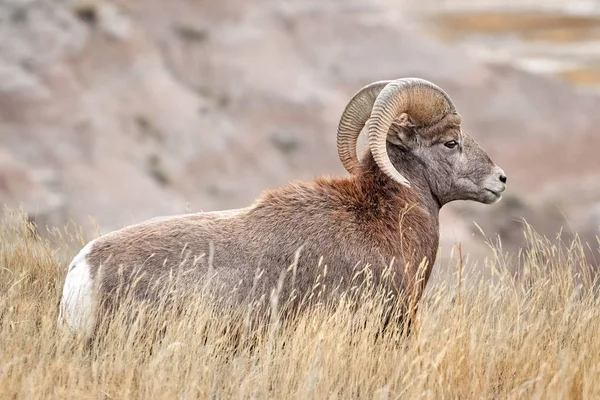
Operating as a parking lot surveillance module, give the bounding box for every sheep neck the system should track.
[356,149,442,219]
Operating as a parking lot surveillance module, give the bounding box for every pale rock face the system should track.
[0,147,65,228]
[0,0,598,266]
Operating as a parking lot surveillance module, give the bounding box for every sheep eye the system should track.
[444,140,459,149]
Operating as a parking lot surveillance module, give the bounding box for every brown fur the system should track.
[87,154,435,316]
[79,115,505,331]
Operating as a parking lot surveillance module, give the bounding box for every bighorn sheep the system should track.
[58,78,507,337]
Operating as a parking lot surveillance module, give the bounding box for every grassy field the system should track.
[1,209,599,399]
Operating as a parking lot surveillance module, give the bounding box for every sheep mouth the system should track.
[483,188,504,204]
[485,188,501,198]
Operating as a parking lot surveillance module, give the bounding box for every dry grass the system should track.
[558,66,600,86]
[1,209,600,399]
[429,11,600,42]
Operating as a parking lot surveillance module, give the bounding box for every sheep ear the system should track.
[397,113,415,128]
[387,113,416,147]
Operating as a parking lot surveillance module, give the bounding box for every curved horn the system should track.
[367,78,456,187]
[336,80,392,174]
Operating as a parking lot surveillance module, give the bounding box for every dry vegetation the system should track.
[424,9,600,91]
[1,208,600,399]
[428,11,600,41]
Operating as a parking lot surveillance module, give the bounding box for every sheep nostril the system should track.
[499,175,507,184]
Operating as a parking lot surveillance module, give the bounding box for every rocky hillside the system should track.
[1,0,598,266]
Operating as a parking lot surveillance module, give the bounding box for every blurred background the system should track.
[1,0,599,269]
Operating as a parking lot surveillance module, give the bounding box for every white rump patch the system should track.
[58,240,97,337]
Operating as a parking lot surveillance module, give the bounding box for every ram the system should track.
[58,78,506,337]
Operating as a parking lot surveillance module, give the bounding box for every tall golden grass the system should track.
[1,208,599,399]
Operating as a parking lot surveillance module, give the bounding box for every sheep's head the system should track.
[337,78,506,205]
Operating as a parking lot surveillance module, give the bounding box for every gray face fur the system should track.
[387,114,506,206]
